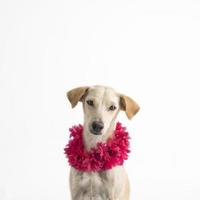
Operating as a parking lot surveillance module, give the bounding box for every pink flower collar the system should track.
[64,122,131,172]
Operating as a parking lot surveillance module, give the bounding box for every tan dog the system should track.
[67,85,139,200]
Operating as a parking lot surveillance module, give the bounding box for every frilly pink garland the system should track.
[64,122,131,172]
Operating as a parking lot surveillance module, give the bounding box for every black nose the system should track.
[91,121,104,134]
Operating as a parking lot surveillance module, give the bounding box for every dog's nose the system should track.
[91,121,104,134]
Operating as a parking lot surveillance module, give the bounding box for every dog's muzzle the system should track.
[90,121,104,135]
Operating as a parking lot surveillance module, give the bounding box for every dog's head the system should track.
[67,85,140,136]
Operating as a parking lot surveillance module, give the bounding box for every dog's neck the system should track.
[83,121,116,152]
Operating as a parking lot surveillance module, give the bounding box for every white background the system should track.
[0,0,200,199]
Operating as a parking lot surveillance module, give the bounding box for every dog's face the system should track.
[83,86,120,136]
[67,85,140,136]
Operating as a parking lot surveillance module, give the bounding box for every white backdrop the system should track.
[0,0,200,199]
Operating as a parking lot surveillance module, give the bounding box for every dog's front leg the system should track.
[100,166,128,200]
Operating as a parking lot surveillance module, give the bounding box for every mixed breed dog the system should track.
[65,85,140,200]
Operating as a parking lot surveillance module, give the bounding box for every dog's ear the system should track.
[67,86,89,108]
[120,95,140,120]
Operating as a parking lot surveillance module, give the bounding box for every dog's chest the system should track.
[80,171,111,198]
[71,168,117,199]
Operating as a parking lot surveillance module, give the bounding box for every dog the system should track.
[66,85,140,200]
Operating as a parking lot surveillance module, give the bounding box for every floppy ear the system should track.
[67,86,89,108]
[120,95,140,120]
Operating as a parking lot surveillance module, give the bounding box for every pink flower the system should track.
[64,122,131,172]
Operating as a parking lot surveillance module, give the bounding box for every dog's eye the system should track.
[109,105,116,111]
[86,100,94,106]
